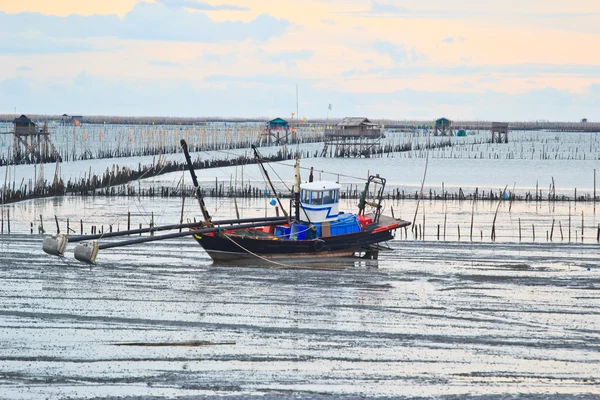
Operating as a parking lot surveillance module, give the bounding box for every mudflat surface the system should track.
[0,234,599,399]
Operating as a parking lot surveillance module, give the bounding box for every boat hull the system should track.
[193,227,398,264]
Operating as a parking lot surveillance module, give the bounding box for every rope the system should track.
[270,161,369,181]
[221,233,344,271]
[211,146,370,182]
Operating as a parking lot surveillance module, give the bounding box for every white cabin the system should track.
[299,181,341,223]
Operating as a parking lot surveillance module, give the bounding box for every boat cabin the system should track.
[299,181,341,223]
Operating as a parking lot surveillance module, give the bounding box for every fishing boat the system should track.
[186,142,411,263]
[193,182,408,263]
[42,139,410,264]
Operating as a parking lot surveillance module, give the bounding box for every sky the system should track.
[1,0,600,121]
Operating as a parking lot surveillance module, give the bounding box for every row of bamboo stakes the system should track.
[4,205,597,244]
[402,208,599,243]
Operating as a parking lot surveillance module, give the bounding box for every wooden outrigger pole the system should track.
[65,216,288,243]
[41,139,287,264]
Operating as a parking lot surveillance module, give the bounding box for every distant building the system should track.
[491,122,509,143]
[581,118,588,123]
[12,114,53,162]
[261,117,292,144]
[61,114,83,125]
[324,117,382,139]
[13,114,36,136]
[434,117,454,136]
[268,117,289,129]
[322,117,383,157]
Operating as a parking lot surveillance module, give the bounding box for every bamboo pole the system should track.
[559,221,563,241]
[568,203,571,242]
[581,210,584,241]
[470,199,475,241]
[491,185,508,241]
[443,213,446,240]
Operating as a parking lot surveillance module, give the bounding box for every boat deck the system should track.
[364,213,411,229]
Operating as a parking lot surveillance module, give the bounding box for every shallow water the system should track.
[2,195,599,244]
[1,227,599,398]
[2,129,600,200]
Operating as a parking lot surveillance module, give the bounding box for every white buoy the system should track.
[74,242,99,264]
[42,234,68,256]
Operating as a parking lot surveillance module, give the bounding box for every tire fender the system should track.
[313,239,325,252]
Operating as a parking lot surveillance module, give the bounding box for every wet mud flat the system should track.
[0,235,599,399]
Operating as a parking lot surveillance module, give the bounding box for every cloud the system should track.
[341,69,361,77]
[198,51,239,65]
[453,81,474,89]
[587,83,600,94]
[156,0,250,11]
[442,36,465,44]
[342,62,600,79]
[0,11,120,39]
[332,3,600,35]
[203,74,315,86]
[372,40,427,64]
[525,12,600,18]
[258,49,314,65]
[372,41,408,63]
[3,72,599,121]
[370,2,409,14]
[120,4,290,42]
[0,4,290,47]
[321,19,336,25]
[16,66,32,72]
[0,32,98,54]
[149,60,181,67]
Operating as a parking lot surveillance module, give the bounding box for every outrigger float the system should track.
[42,139,410,265]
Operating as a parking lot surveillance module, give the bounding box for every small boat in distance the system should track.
[187,142,411,263]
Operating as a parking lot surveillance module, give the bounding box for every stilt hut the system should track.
[491,122,509,143]
[261,117,292,144]
[434,118,454,136]
[12,115,53,163]
[322,117,383,157]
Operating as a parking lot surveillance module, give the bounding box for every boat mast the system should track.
[293,156,301,221]
[251,145,291,224]
[180,139,213,226]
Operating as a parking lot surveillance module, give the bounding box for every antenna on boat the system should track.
[251,145,291,224]
[180,139,213,226]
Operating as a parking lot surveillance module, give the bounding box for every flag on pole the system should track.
[328,103,332,111]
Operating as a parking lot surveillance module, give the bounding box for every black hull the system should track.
[193,228,397,263]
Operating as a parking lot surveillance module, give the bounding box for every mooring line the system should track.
[221,233,344,271]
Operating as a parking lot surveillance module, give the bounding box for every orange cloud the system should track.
[0,0,138,16]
